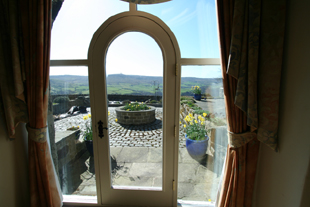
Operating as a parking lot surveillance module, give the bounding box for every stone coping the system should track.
[115,106,156,113]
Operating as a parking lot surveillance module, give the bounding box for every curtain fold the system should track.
[0,0,28,137]
[216,0,286,206]
[19,0,62,206]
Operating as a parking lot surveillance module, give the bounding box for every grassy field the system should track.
[50,74,222,97]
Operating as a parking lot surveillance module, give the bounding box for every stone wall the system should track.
[52,94,162,115]
[115,106,156,125]
[55,130,90,194]
[51,94,161,103]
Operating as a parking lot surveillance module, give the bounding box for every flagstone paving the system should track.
[72,146,226,202]
[55,101,227,203]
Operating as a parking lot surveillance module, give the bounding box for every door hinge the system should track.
[173,180,175,191]
[174,125,176,137]
[175,63,178,76]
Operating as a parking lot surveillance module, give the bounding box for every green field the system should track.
[50,74,222,97]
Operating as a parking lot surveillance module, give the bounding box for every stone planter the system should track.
[115,106,156,125]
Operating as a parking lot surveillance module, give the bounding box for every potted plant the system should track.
[183,112,210,161]
[83,114,93,156]
[191,86,202,100]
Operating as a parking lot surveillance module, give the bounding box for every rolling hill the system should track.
[50,74,223,97]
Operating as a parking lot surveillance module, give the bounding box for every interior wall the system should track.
[0,115,29,206]
[253,0,310,206]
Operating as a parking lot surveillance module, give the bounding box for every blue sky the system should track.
[50,0,221,78]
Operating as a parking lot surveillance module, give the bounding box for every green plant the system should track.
[191,86,201,95]
[53,96,70,104]
[180,96,194,101]
[150,100,158,103]
[183,113,210,140]
[121,103,150,111]
[194,109,210,116]
[83,114,93,141]
[181,100,195,106]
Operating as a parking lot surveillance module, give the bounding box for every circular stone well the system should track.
[115,106,156,125]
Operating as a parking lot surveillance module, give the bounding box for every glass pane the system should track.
[50,66,97,200]
[138,0,220,58]
[106,32,163,189]
[51,0,128,60]
[178,65,227,204]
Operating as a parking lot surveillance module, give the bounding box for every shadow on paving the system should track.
[118,119,162,130]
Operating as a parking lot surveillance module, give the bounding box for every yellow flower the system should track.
[203,113,207,117]
[126,109,130,111]
[190,122,193,125]
[194,120,198,124]
[83,115,88,120]
[208,199,211,202]
[88,114,91,118]
[108,111,110,116]
[115,118,118,122]
[142,102,144,104]
[179,121,182,124]
[129,104,131,106]
[201,122,204,125]
[189,113,193,118]
[183,124,186,128]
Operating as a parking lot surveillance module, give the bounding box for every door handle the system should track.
[98,120,108,138]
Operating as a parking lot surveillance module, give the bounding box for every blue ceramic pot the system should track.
[85,140,93,157]
[193,94,201,100]
[185,134,209,160]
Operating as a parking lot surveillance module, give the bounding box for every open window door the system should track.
[88,11,181,206]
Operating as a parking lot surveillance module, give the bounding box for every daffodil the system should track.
[108,111,110,116]
[179,121,182,124]
[83,115,88,120]
[115,118,118,122]
[203,113,207,117]
[183,124,186,128]
[88,114,91,118]
[194,120,198,124]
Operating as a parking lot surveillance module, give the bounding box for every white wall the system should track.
[0,115,29,206]
[253,0,310,206]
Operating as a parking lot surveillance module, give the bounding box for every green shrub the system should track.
[180,100,195,106]
[53,96,70,104]
[194,109,210,116]
[122,103,150,111]
[180,96,193,101]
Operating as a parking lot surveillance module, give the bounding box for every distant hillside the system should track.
[50,74,223,97]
